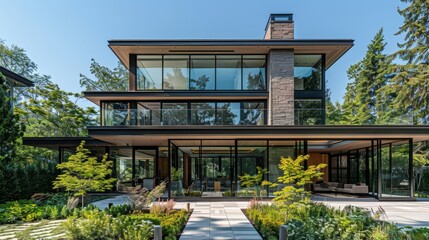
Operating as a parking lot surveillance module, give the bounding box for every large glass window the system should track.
[191,102,215,125]
[190,55,215,90]
[161,103,188,125]
[216,55,242,90]
[241,102,265,125]
[137,102,160,125]
[294,99,323,125]
[163,55,189,90]
[243,55,266,90]
[137,55,162,90]
[294,55,322,90]
[216,102,240,125]
[102,102,130,126]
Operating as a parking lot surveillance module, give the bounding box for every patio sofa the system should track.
[312,182,368,195]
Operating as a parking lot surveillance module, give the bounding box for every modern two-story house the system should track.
[25,14,429,200]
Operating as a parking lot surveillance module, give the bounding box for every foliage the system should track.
[239,167,273,199]
[130,209,189,240]
[126,180,167,211]
[80,58,129,91]
[150,199,176,215]
[62,208,154,240]
[170,167,181,181]
[53,141,116,207]
[0,161,57,203]
[247,202,429,240]
[0,73,24,163]
[273,155,326,215]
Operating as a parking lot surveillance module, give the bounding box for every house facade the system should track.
[0,65,33,109]
[24,14,429,200]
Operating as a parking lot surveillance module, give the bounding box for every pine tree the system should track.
[340,29,391,124]
[0,73,24,163]
[386,0,429,124]
[325,87,341,124]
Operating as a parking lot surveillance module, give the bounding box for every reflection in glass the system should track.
[191,102,215,125]
[111,147,133,187]
[216,102,240,125]
[163,55,189,90]
[294,99,323,125]
[162,103,188,125]
[137,102,160,125]
[216,56,242,90]
[137,55,162,90]
[103,102,129,126]
[242,102,264,125]
[268,141,295,195]
[294,55,322,90]
[243,55,266,90]
[190,55,215,90]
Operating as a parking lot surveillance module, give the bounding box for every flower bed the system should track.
[245,202,429,240]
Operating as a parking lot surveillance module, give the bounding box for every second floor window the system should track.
[136,55,266,91]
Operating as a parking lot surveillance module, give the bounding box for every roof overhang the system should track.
[0,66,33,87]
[108,39,354,70]
[83,91,268,105]
[86,125,429,147]
[23,137,114,150]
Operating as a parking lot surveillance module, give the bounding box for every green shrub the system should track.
[62,209,154,240]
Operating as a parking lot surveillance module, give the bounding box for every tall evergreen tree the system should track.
[0,74,24,163]
[386,0,429,124]
[340,29,391,124]
[325,87,341,125]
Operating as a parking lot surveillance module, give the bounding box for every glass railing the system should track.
[295,108,414,125]
[102,108,266,126]
[103,108,414,127]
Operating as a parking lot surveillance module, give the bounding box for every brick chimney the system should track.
[264,14,294,40]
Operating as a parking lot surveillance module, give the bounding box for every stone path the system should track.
[0,220,65,240]
[179,202,262,240]
[91,194,129,209]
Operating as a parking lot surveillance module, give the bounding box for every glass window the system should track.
[216,102,240,125]
[241,102,265,125]
[190,55,215,90]
[294,99,323,125]
[294,55,322,90]
[162,103,188,125]
[110,147,133,187]
[243,55,266,90]
[163,55,189,90]
[137,102,160,125]
[137,55,162,90]
[191,102,215,125]
[216,55,242,90]
[102,102,129,126]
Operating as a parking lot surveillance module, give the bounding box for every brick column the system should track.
[268,50,294,125]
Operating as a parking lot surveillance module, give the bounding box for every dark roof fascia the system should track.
[87,125,429,137]
[0,66,34,87]
[108,39,354,47]
[22,137,113,149]
[83,90,269,98]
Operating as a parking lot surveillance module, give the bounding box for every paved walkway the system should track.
[313,195,429,227]
[179,202,262,240]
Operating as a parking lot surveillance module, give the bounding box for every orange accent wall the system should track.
[308,153,329,182]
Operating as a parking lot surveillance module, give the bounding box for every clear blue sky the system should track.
[0,0,407,105]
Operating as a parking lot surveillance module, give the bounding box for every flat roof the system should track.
[85,125,429,147]
[108,39,354,70]
[0,66,33,87]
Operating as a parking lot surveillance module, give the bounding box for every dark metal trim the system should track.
[0,66,33,87]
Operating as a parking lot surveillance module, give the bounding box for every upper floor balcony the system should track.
[101,101,266,126]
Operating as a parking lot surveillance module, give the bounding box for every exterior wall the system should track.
[268,50,294,125]
[264,22,294,40]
